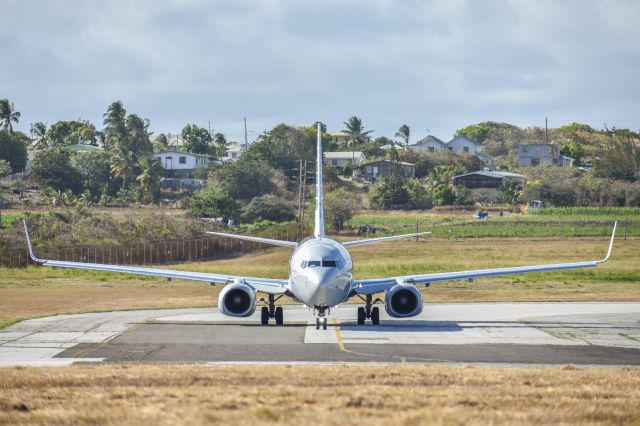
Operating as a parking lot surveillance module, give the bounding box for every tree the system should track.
[593,135,640,181]
[560,141,583,166]
[342,116,373,147]
[0,159,10,176]
[136,157,164,203]
[109,148,136,189]
[0,130,28,172]
[186,187,240,222]
[48,120,97,146]
[72,151,114,199]
[395,124,410,147]
[213,133,227,157]
[182,124,213,155]
[103,101,127,150]
[325,188,360,230]
[153,133,170,152]
[0,99,20,133]
[241,195,296,223]
[31,122,50,150]
[404,179,432,209]
[212,158,278,201]
[32,149,83,193]
[499,181,523,211]
[432,184,456,206]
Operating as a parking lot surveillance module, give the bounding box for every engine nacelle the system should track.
[218,282,257,317]
[385,283,423,318]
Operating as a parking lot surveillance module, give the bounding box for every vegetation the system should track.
[1,364,639,425]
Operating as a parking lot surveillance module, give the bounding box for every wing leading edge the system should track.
[353,221,617,295]
[23,221,288,294]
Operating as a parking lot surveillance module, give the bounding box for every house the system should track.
[406,135,447,153]
[221,142,247,163]
[324,151,365,169]
[517,144,574,167]
[329,131,371,146]
[379,142,406,151]
[152,151,218,178]
[405,134,495,166]
[358,159,416,181]
[452,170,525,202]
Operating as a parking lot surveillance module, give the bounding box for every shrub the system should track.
[241,195,296,223]
[186,187,240,222]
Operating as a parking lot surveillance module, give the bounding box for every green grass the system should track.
[529,207,640,219]
[0,212,26,228]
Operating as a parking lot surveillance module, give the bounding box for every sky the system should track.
[2,0,640,142]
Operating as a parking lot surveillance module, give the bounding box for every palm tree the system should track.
[0,99,21,133]
[213,133,227,157]
[103,101,127,149]
[342,116,373,148]
[395,124,410,147]
[31,122,50,150]
[136,157,164,203]
[110,148,136,189]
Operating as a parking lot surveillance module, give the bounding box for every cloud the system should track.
[1,0,639,141]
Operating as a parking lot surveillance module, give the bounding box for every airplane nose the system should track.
[307,269,333,286]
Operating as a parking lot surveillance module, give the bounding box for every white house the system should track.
[152,151,218,178]
[406,135,447,153]
[324,151,366,169]
[222,142,247,163]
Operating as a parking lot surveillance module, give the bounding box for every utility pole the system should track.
[244,117,248,149]
[545,117,548,144]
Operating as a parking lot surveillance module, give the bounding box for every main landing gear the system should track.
[260,294,284,326]
[357,294,381,325]
[314,306,329,330]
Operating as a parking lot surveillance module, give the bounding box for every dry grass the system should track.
[0,364,639,425]
[1,238,638,329]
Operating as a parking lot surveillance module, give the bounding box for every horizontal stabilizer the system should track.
[206,231,298,248]
[342,231,431,248]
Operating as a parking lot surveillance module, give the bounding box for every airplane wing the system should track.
[206,231,298,248]
[342,231,431,248]
[352,222,617,295]
[23,221,288,294]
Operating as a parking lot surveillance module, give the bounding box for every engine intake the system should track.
[218,282,256,317]
[385,283,423,318]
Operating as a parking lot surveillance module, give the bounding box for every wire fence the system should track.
[1,219,636,269]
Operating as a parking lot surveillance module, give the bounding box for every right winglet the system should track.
[596,221,617,264]
[23,219,43,263]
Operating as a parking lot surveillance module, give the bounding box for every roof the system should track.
[448,135,482,145]
[330,131,351,137]
[412,135,446,147]
[452,170,525,180]
[325,151,364,159]
[380,143,405,150]
[153,151,214,159]
[360,159,415,167]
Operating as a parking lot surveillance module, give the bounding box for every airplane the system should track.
[23,123,617,330]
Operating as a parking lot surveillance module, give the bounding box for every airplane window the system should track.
[322,260,337,267]
[300,261,307,268]
[307,260,322,267]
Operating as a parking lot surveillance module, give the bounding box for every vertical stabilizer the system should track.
[314,123,325,238]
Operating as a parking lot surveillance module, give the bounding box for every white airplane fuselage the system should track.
[289,237,353,308]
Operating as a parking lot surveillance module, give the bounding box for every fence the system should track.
[1,220,637,269]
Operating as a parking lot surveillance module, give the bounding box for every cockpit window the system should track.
[301,260,338,268]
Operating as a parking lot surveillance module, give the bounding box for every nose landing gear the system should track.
[259,294,284,325]
[357,294,382,325]
[314,306,329,330]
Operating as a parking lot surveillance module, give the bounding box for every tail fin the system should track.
[314,122,325,238]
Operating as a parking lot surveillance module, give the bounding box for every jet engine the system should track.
[218,282,257,317]
[385,283,423,318]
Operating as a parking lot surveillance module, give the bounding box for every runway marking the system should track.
[333,319,346,352]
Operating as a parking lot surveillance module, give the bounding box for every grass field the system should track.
[1,237,638,329]
[1,364,639,425]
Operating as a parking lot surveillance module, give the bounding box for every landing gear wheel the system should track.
[275,306,284,325]
[315,317,320,330]
[261,307,269,325]
[357,307,366,325]
[322,317,328,330]
[371,307,380,325]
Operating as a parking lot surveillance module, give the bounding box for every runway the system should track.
[1,303,639,367]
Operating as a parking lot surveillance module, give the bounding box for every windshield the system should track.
[301,260,338,268]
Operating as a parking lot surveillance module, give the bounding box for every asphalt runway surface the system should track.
[1,303,639,367]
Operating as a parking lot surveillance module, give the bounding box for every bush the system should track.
[186,187,240,222]
[32,149,83,193]
[241,195,296,223]
[325,188,361,230]
[432,184,456,206]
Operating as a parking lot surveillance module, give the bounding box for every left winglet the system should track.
[23,219,43,263]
